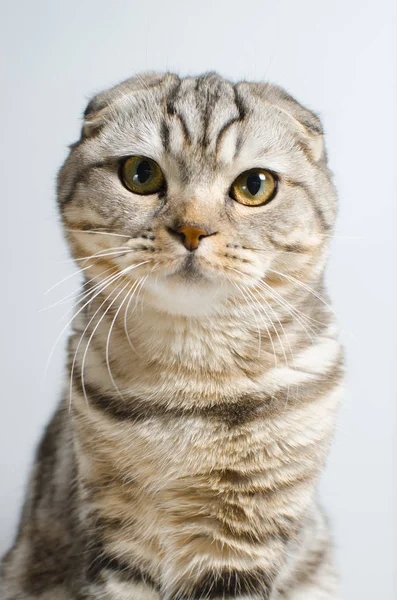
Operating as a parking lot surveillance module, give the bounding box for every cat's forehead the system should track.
[98,74,302,179]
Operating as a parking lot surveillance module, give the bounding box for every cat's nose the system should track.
[168,224,215,251]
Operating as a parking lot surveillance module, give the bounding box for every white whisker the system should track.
[239,281,279,368]
[40,265,118,312]
[226,268,293,368]
[123,276,148,352]
[268,268,336,315]
[56,246,131,265]
[44,263,93,295]
[69,248,133,264]
[254,285,293,368]
[43,262,148,386]
[255,278,318,341]
[48,266,125,318]
[105,280,139,398]
[68,276,128,411]
[231,281,263,360]
[227,267,282,367]
[69,261,151,408]
[65,228,131,239]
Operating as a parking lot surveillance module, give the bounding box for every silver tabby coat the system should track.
[1,72,344,600]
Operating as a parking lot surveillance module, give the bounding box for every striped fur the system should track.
[1,72,343,599]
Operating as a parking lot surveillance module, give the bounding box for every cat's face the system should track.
[58,73,337,317]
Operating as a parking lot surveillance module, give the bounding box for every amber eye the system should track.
[230,168,278,206]
[120,156,165,195]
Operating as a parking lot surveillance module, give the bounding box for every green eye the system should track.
[120,156,165,195]
[230,168,278,206]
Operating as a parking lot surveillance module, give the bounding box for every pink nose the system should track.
[169,224,214,251]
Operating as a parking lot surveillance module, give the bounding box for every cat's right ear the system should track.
[80,72,177,141]
[81,94,110,139]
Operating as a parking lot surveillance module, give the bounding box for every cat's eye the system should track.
[120,156,165,195]
[230,168,278,206]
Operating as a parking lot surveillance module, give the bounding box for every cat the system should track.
[1,72,344,600]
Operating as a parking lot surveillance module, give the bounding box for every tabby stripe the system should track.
[266,234,310,254]
[194,76,212,147]
[233,84,247,121]
[160,119,170,152]
[87,549,156,587]
[284,177,330,232]
[215,117,241,158]
[164,78,192,152]
[206,467,317,495]
[162,114,192,151]
[72,354,343,425]
[232,85,247,158]
[217,516,302,546]
[72,372,265,425]
[165,77,182,116]
[171,568,273,599]
[294,546,328,587]
[59,160,109,206]
[174,112,192,146]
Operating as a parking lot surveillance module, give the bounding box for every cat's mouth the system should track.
[181,253,202,276]
[145,257,227,317]
[166,252,212,281]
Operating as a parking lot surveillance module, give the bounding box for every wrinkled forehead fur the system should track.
[58,72,337,317]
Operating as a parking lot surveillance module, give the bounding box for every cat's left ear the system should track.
[250,83,325,162]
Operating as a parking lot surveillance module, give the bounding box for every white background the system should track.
[1,1,396,598]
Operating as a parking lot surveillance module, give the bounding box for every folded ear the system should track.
[82,105,109,138]
[81,72,172,139]
[250,83,325,162]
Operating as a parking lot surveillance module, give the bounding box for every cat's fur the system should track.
[1,72,343,599]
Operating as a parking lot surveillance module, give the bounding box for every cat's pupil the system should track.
[246,173,263,196]
[135,160,152,184]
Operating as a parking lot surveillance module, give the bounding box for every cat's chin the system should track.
[143,274,230,318]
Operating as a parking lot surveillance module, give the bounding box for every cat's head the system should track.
[58,72,337,317]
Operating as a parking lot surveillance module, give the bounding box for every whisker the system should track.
[44,263,93,295]
[268,268,336,315]
[234,279,278,368]
[65,228,131,239]
[245,284,279,368]
[79,283,129,407]
[55,246,132,266]
[124,276,148,352]
[80,283,139,406]
[268,268,355,340]
[69,275,129,411]
[226,267,294,368]
[255,279,318,341]
[121,280,141,353]
[253,284,291,368]
[68,261,151,409]
[250,272,326,329]
[43,262,148,385]
[67,248,133,264]
[105,276,150,395]
[225,265,319,342]
[240,246,309,256]
[47,266,124,317]
[318,233,362,240]
[105,279,135,398]
[231,281,263,360]
[40,265,118,312]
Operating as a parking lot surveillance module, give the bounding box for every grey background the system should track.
[1,1,396,598]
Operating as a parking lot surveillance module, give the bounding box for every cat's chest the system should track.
[86,307,276,402]
[100,397,288,499]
